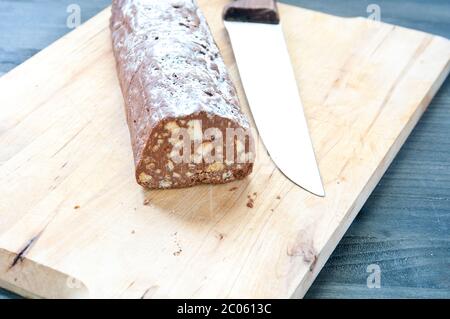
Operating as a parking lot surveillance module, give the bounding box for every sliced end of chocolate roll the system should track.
[136,112,254,189]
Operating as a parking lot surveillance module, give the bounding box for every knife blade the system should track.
[223,0,325,197]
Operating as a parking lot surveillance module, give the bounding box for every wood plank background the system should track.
[0,0,449,299]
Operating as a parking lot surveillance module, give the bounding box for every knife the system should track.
[223,0,325,197]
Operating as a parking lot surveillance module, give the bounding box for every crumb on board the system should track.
[143,198,151,205]
[172,232,182,256]
[74,205,80,210]
[276,195,281,200]
[131,230,135,234]
[173,250,182,256]
[229,186,238,191]
[246,192,258,208]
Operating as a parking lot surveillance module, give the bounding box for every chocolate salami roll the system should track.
[111,0,254,189]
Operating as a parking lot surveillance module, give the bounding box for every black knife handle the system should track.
[223,0,280,24]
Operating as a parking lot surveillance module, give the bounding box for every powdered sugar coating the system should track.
[111,0,250,166]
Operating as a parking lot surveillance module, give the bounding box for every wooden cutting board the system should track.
[0,0,449,299]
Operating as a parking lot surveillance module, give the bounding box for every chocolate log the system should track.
[111,0,254,189]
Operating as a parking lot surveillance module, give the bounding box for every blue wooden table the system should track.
[0,0,449,299]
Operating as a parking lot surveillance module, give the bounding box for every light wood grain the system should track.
[0,0,449,298]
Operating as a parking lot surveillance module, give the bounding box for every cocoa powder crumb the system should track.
[276,195,281,200]
[172,232,182,256]
[173,250,182,256]
[246,192,258,208]
[74,205,80,210]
